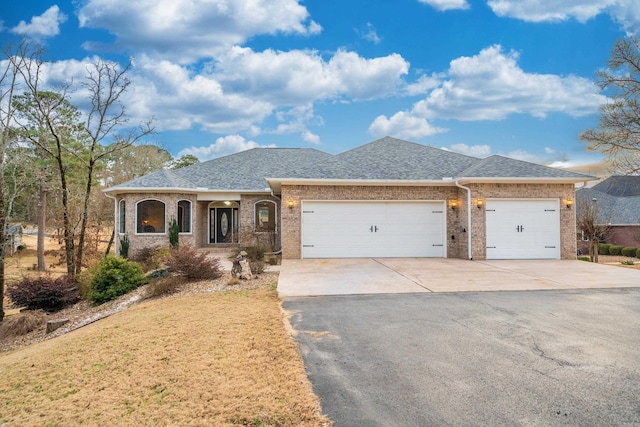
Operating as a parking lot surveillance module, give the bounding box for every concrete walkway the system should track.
[278,258,640,296]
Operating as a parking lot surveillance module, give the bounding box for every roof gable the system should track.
[592,176,640,197]
[284,136,478,180]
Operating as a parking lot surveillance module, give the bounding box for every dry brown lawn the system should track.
[0,289,332,426]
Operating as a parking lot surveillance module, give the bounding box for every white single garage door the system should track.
[485,199,560,259]
[301,201,445,258]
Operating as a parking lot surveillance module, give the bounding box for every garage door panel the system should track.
[486,200,560,260]
[302,201,445,258]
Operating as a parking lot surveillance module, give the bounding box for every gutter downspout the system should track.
[455,181,473,260]
[104,192,119,257]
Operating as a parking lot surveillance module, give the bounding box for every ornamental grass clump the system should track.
[88,256,148,304]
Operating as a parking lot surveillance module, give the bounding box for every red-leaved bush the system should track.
[7,275,79,312]
[167,245,222,280]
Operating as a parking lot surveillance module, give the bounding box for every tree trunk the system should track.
[75,160,95,275]
[37,179,47,271]
[0,173,6,322]
[104,228,114,257]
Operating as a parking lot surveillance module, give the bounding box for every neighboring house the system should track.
[576,176,640,250]
[104,137,595,260]
[7,224,23,256]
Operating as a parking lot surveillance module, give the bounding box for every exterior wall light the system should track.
[564,199,573,209]
[474,198,484,209]
[287,199,295,209]
[448,199,459,210]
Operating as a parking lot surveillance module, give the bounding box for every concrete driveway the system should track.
[278,258,640,296]
[284,289,640,426]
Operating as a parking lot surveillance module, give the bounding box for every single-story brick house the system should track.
[104,137,596,260]
[576,176,640,251]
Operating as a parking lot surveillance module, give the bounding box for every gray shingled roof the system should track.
[577,177,640,225]
[105,136,595,193]
[284,137,478,180]
[107,147,332,192]
[592,176,640,197]
[457,155,592,179]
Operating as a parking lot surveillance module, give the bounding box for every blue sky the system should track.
[1,1,637,167]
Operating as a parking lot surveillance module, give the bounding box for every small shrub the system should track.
[609,245,624,256]
[637,248,640,259]
[621,259,635,265]
[130,246,170,272]
[598,243,611,255]
[169,218,179,249]
[17,244,27,251]
[7,275,78,312]
[233,245,266,262]
[577,256,591,262]
[76,260,101,300]
[621,247,638,257]
[0,311,46,339]
[146,276,185,299]
[249,260,266,275]
[88,256,148,304]
[119,234,130,258]
[167,245,223,280]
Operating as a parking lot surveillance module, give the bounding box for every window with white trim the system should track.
[119,199,126,234]
[177,200,192,233]
[136,200,166,233]
[254,200,276,232]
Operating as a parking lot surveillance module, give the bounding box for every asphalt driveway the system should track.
[278,258,640,296]
[284,289,640,426]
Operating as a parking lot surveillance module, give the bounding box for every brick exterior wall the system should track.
[467,183,577,260]
[280,183,577,260]
[115,193,197,257]
[238,195,282,251]
[114,182,577,261]
[113,193,282,257]
[280,185,465,259]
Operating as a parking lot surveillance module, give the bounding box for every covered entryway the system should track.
[208,201,239,244]
[485,199,560,259]
[301,201,445,258]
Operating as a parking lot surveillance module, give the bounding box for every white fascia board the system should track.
[454,177,597,185]
[266,178,456,191]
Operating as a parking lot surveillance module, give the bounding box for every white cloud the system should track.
[357,23,382,44]
[404,74,441,96]
[177,135,276,160]
[369,111,447,139]
[414,45,605,121]
[545,147,556,154]
[128,56,274,133]
[418,0,470,11]
[11,5,67,40]
[78,0,321,63]
[487,0,640,34]
[216,47,409,103]
[369,44,606,140]
[447,143,492,157]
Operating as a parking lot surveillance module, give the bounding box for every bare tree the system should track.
[576,196,611,262]
[0,41,27,321]
[12,49,153,278]
[581,36,640,175]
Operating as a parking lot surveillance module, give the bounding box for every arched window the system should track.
[254,200,276,232]
[136,200,166,233]
[118,199,126,234]
[177,200,192,233]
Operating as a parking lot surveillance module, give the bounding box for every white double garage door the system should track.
[301,200,560,259]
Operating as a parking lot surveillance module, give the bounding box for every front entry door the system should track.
[210,207,237,244]
[216,208,232,243]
